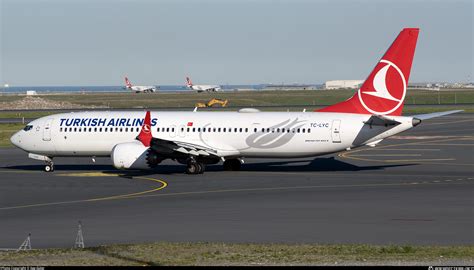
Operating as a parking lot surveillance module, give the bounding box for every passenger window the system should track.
[197,128,201,132]
[254,128,257,132]
[119,128,122,132]
[297,129,300,133]
[302,129,305,133]
[239,128,242,132]
[245,128,248,132]
[218,128,221,132]
[157,127,160,132]
[223,128,226,132]
[193,128,196,132]
[187,128,190,132]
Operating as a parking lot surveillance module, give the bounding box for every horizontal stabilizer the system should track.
[364,115,401,127]
[412,110,463,120]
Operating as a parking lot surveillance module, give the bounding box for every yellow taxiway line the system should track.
[0,176,167,210]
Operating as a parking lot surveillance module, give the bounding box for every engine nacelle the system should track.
[111,141,150,169]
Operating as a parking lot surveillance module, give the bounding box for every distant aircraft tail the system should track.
[317,28,419,116]
[125,77,133,88]
[186,76,193,87]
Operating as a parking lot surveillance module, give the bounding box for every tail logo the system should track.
[358,59,406,115]
[143,124,151,133]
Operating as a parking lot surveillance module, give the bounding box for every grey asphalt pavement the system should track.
[0,114,472,248]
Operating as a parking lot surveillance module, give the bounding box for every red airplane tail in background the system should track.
[186,76,193,87]
[317,28,419,116]
[125,77,133,88]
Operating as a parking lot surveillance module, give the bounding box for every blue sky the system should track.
[1,0,472,86]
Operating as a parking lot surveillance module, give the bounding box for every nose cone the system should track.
[10,132,22,148]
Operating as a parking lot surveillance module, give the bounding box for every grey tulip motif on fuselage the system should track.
[245,118,307,149]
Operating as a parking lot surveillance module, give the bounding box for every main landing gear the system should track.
[223,159,242,171]
[185,158,205,175]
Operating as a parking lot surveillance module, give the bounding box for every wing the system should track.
[136,111,233,162]
[149,137,224,159]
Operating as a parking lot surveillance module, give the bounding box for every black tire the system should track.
[185,163,198,174]
[44,165,53,172]
[223,159,241,171]
[197,162,205,174]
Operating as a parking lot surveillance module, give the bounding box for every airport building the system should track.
[262,84,318,91]
[325,80,363,89]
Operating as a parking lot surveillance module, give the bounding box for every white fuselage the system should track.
[189,85,221,92]
[128,85,157,93]
[11,111,415,159]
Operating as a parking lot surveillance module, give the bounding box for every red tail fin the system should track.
[317,28,419,116]
[186,76,193,87]
[125,76,132,88]
[137,111,152,147]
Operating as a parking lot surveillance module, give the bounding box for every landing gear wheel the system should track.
[44,164,54,172]
[197,162,205,174]
[185,162,199,174]
[223,159,241,171]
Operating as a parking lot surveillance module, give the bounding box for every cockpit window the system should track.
[23,125,33,131]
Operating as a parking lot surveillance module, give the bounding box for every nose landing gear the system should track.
[44,161,54,172]
[27,153,55,172]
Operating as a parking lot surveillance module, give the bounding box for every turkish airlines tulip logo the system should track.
[358,59,406,115]
[143,124,151,133]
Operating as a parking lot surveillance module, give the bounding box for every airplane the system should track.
[186,76,221,93]
[124,76,157,93]
[10,28,462,174]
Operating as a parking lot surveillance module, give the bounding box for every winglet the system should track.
[137,111,152,147]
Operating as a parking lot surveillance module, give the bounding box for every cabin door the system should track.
[43,118,53,141]
[331,119,341,143]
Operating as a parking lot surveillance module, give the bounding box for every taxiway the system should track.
[0,114,472,248]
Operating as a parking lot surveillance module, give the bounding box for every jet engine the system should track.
[111,142,163,169]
